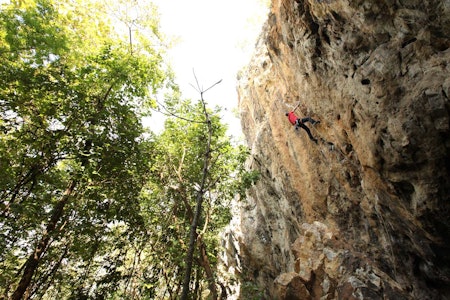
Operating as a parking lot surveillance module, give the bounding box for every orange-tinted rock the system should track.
[221,0,450,299]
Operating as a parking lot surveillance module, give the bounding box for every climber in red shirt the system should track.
[286,107,320,143]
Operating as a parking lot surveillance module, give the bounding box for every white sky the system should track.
[147,0,269,138]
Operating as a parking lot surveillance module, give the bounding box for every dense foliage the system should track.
[0,0,256,299]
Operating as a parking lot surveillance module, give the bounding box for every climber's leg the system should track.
[301,117,320,125]
[298,123,317,143]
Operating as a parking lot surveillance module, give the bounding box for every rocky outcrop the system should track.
[223,0,450,299]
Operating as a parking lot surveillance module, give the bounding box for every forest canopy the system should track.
[0,0,257,298]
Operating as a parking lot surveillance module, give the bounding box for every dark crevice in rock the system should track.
[401,37,417,48]
[321,28,331,45]
[361,78,371,85]
[392,180,415,206]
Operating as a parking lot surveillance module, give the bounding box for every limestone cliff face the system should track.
[225,0,450,299]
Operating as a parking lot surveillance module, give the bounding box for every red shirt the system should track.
[287,111,298,125]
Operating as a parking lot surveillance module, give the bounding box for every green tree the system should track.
[0,0,169,298]
[0,0,257,299]
[141,84,257,299]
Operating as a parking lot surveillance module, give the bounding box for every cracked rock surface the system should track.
[221,0,450,299]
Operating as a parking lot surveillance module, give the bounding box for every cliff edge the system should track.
[224,0,450,299]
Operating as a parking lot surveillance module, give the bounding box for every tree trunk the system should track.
[180,89,213,300]
[31,243,70,300]
[11,181,76,300]
[198,236,218,299]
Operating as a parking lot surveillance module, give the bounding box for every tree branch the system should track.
[153,99,207,124]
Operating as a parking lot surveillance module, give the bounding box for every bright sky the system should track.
[148,0,269,138]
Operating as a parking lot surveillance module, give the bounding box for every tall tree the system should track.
[141,84,258,299]
[180,79,218,300]
[0,0,169,298]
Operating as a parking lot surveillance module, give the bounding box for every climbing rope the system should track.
[374,201,398,279]
[309,124,362,171]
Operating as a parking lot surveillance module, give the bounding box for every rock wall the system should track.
[223,0,450,299]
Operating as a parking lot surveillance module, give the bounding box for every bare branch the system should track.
[190,69,222,95]
[153,99,207,124]
[203,79,222,94]
[192,69,201,94]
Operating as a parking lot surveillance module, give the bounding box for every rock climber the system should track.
[286,102,320,143]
